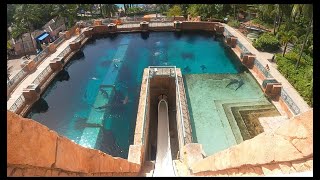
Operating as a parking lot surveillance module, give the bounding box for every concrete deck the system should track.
[223,24,310,115]
[7,35,79,110]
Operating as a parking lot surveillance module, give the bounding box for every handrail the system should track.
[9,94,25,112]
[58,46,71,58]
[33,47,49,63]
[7,67,28,90]
[53,34,66,46]
[32,65,52,85]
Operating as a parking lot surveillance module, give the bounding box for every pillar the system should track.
[22,84,40,103]
[140,21,149,31]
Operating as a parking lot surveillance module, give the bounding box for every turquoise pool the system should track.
[27,31,270,158]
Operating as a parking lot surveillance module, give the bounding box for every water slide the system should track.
[153,95,176,177]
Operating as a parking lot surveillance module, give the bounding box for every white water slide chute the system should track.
[153,95,176,177]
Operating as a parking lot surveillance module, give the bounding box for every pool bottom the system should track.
[184,72,279,156]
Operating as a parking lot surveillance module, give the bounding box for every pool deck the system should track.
[7,34,80,110]
[223,24,310,116]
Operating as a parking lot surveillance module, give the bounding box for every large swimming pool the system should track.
[27,31,275,158]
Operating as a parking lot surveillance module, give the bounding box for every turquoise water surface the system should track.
[27,31,254,158]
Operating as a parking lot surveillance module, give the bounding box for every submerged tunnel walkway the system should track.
[153,95,176,177]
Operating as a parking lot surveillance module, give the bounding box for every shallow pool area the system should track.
[26,31,277,158]
[184,72,280,156]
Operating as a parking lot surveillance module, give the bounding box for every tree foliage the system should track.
[253,33,280,52]
[167,5,183,17]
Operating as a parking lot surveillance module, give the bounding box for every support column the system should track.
[22,84,40,103]
[174,21,182,31]
[140,21,149,32]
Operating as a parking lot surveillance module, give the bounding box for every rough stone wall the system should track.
[7,111,140,177]
[181,22,217,31]
[189,109,313,176]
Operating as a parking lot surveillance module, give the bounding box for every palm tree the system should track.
[278,30,297,57]
[104,4,118,18]
[14,4,40,51]
[52,4,77,29]
[11,22,28,57]
[295,4,313,69]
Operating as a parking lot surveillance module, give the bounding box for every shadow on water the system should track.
[174,31,182,39]
[56,69,70,82]
[182,76,198,143]
[72,50,85,60]
[181,52,195,60]
[141,32,150,40]
[29,98,49,114]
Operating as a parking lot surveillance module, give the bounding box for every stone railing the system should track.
[253,58,272,78]
[73,33,86,43]
[117,23,140,29]
[149,22,174,27]
[224,25,303,116]
[58,46,71,58]
[53,34,66,47]
[141,69,150,145]
[32,65,52,86]
[7,67,28,93]
[8,94,25,113]
[280,89,300,115]
[33,47,50,63]
[7,111,140,177]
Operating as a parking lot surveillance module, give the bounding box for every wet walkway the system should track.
[223,24,310,114]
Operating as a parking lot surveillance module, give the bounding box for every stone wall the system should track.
[7,111,141,177]
[188,109,313,176]
[181,22,217,31]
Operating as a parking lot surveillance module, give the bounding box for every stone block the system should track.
[7,111,57,168]
[278,162,296,174]
[94,20,102,26]
[48,43,56,53]
[182,143,204,168]
[114,158,130,172]
[291,160,311,172]
[23,168,37,176]
[55,136,90,173]
[11,168,24,177]
[99,153,115,173]
[260,164,282,175]
[7,166,14,176]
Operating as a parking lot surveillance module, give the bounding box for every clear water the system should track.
[27,31,256,158]
[184,72,271,156]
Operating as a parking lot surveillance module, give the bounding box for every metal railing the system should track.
[53,34,66,46]
[32,65,52,85]
[33,47,49,63]
[147,66,186,146]
[58,46,71,58]
[281,89,301,115]
[9,94,26,112]
[7,68,28,91]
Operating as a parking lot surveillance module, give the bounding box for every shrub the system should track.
[253,33,280,52]
[228,20,240,28]
[275,53,313,106]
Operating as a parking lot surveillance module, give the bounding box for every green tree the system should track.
[295,4,313,69]
[278,30,297,57]
[167,5,182,17]
[104,4,118,18]
[11,22,28,56]
[14,4,40,50]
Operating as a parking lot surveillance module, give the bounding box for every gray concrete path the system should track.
[224,24,310,114]
[7,35,79,110]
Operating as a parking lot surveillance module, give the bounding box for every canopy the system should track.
[36,32,49,41]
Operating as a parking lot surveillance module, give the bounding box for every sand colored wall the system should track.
[188,109,313,176]
[7,111,140,177]
[181,22,217,31]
